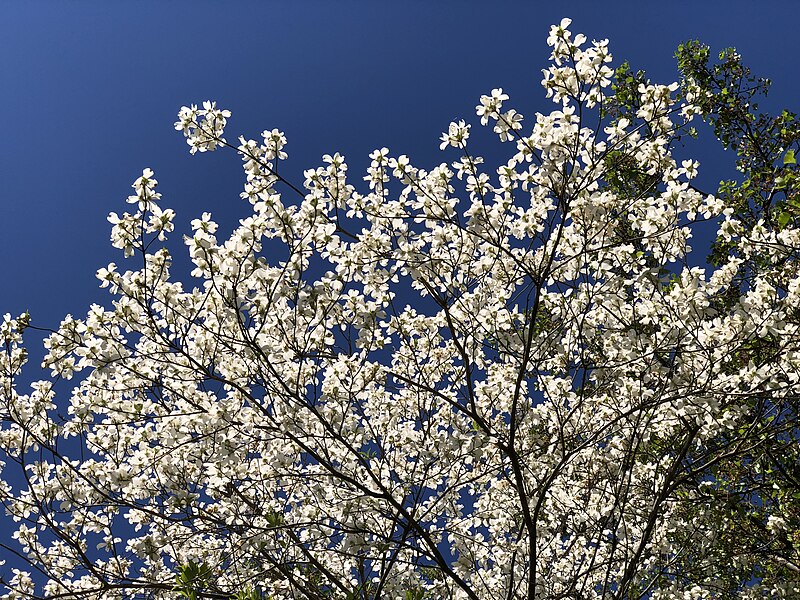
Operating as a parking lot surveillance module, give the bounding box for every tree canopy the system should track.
[1,18,798,600]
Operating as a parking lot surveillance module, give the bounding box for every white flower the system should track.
[440,120,471,150]
[767,515,787,535]
[175,101,231,154]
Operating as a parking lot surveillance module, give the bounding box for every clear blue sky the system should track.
[2,0,799,335]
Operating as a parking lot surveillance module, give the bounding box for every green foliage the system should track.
[676,40,800,249]
[174,562,216,600]
[603,61,650,123]
[602,149,660,199]
[173,562,268,600]
[264,509,285,528]
[232,588,266,600]
[403,588,427,600]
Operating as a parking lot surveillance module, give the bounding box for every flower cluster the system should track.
[174,100,232,154]
[107,168,174,258]
[541,17,614,108]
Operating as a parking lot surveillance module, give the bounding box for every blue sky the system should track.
[2,0,799,343]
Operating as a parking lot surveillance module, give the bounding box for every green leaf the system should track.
[784,149,797,165]
[777,210,791,229]
[173,562,213,600]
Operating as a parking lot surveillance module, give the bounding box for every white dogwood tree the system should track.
[1,19,799,600]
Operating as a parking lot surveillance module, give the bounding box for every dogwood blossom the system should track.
[1,19,798,600]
